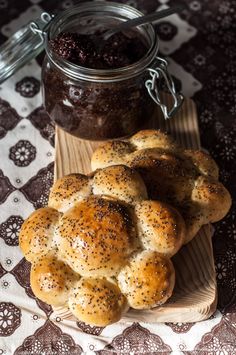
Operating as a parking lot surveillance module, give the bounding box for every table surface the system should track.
[0,1,235,354]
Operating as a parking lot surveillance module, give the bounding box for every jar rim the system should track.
[45,1,159,82]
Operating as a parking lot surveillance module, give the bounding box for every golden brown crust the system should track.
[58,196,136,277]
[134,200,185,257]
[20,146,187,324]
[19,207,61,262]
[118,250,175,309]
[48,173,91,212]
[92,165,148,204]
[68,278,128,326]
[30,254,77,307]
[91,140,134,170]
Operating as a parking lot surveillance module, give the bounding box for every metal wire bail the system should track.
[146,56,184,119]
[29,12,53,44]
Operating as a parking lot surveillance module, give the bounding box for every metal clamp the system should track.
[145,56,184,120]
[29,12,54,44]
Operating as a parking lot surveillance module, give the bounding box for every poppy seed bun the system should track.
[134,200,185,257]
[30,254,77,307]
[20,162,185,325]
[130,129,178,152]
[192,176,232,223]
[91,130,178,171]
[91,129,231,243]
[91,140,135,171]
[58,196,136,277]
[92,165,148,204]
[68,278,128,326]
[19,207,61,262]
[118,250,175,309]
[48,173,91,213]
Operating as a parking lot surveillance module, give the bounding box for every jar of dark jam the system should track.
[0,2,183,140]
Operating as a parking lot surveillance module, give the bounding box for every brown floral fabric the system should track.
[0,0,235,353]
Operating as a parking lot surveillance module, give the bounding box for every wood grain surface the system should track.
[54,94,217,323]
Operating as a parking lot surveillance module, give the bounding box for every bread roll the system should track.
[91,129,232,243]
[130,129,178,151]
[19,207,61,262]
[48,173,91,213]
[92,165,148,204]
[58,196,136,277]
[118,250,175,309]
[91,140,134,170]
[192,176,232,222]
[20,150,191,325]
[30,254,76,307]
[134,200,185,257]
[68,278,128,326]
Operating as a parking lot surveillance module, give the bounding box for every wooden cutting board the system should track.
[54,94,217,323]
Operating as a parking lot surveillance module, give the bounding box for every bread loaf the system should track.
[92,129,231,243]
[19,164,183,326]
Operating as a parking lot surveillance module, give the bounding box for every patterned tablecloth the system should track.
[0,0,235,354]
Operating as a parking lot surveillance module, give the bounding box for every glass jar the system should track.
[0,2,183,141]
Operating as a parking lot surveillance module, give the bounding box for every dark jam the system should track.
[49,32,147,69]
[43,31,155,140]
